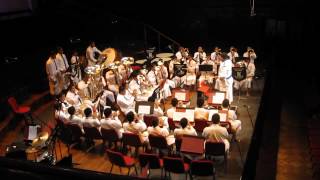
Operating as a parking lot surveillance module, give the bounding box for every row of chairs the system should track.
[307,118,320,179]
[106,149,216,179]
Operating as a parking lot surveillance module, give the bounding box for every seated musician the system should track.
[175,46,188,63]
[148,96,164,117]
[169,58,182,79]
[193,46,206,65]
[116,85,135,114]
[66,84,82,108]
[123,111,148,143]
[77,75,91,98]
[173,118,197,137]
[221,99,241,141]
[202,113,230,152]
[67,106,84,131]
[56,92,71,111]
[198,57,216,87]
[166,98,178,119]
[128,70,142,95]
[118,64,131,85]
[227,46,239,64]
[103,69,119,95]
[147,62,159,87]
[147,118,175,146]
[181,56,197,87]
[194,97,209,121]
[82,107,100,128]
[100,108,123,139]
[157,60,175,99]
[100,85,115,106]
[54,102,69,124]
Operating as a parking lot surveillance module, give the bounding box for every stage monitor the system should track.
[135,101,154,115]
[180,135,205,155]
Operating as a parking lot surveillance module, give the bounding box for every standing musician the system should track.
[193,46,206,65]
[46,50,62,96]
[244,57,256,96]
[215,52,234,103]
[70,50,82,84]
[86,41,102,66]
[56,47,70,90]
[243,46,257,64]
[227,46,239,64]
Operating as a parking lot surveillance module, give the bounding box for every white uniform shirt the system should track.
[218,59,233,79]
[227,52,239,63]
[117,91,135,114]
[82,116,100,128]
[174,126,197,137]
[193,52,207,63]
[66,91,82,106]
[123,120,147,133]
[100,117,123,138]
[243,52,257,63]
[46,57,60,82]
[147,70,158,86]
[86,46,102,64]
[128,79,142,95]
[202,124,230,151]
[56,53,69,72]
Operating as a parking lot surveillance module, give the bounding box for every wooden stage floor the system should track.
[0,78,264,180]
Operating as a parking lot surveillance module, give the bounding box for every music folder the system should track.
[199,64,213,72]
[180,135,205,155]
[135,101,154,115]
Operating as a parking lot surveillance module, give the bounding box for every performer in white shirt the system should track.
[54,102,69,124]
[82,107,101,128]
[210,46,221,62]
[166,98,178,119]
[128,71,142,95]
[173,118,197,137]
[86,41,102,66]
[67,106,84,129]
[227,46,239,64]
[100,108,123,139]
[194,98,209,120]
[147,118,175,146]
[221,99,241,141]
[243,46,257,64]
[181,56,197,86]
[202,113,230,152]
[193,46,206,64]
[103,69,119,95]
[70,50,82,84]
[46,50,62,96]
[123,111,148,143]
[56,47,70,90]
[117,86,135,114]
[244,57,256,96]
[175,46,188,62]
[215,53,234,103]
[66,84,82,108]
[147,63,159,87]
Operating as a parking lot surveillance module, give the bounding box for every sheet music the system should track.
[175,92,186,101]
[219,112,227,122]
[212,92,225,104]
[138,105,151,114]
[172,109,195,122]
[28,126,38,140]
[208,109,219,121]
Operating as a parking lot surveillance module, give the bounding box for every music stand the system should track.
[135,101,154,115]
[173,64,187,88]
[199,64,214,89]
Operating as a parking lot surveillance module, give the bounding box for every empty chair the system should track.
[163,156,190,179]
[122,133,145,157]
[138,153,163,178]
[83,127,102,152]
[190,160,216,180]
[205,141,228,173]
[7,96,34,125]
[106,149,137,175]
[101,128,120,149]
